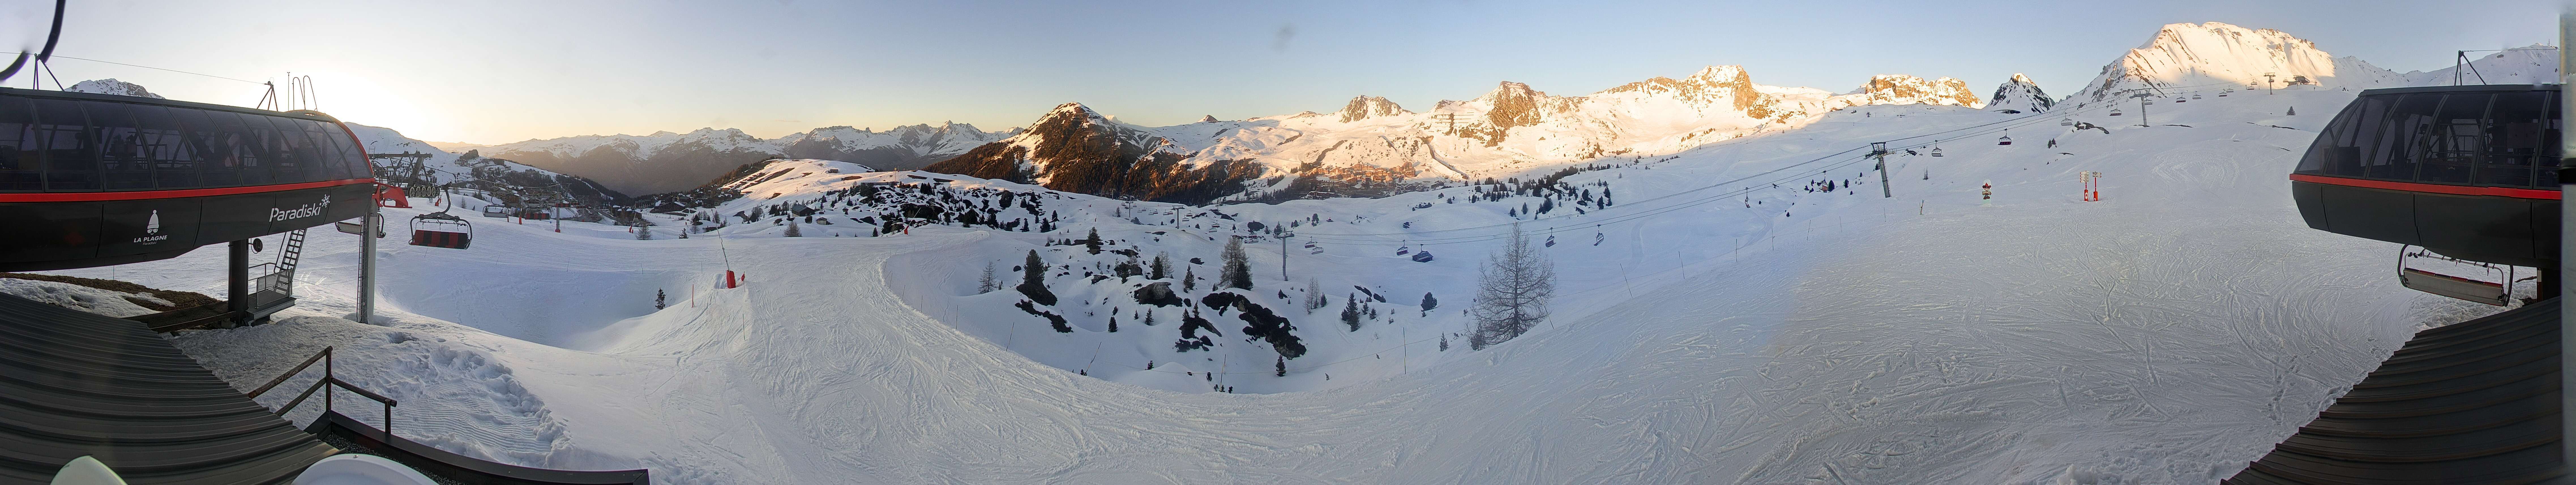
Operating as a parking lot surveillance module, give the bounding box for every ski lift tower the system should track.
[2130,92,2155,127]
[1868,142,1892,198]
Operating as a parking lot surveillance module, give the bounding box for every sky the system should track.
[3,0,2559,144]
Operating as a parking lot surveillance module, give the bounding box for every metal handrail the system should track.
[245,346,397,432]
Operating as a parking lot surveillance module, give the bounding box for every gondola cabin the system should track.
[2289,84,2560,296]
[0,87,373,271]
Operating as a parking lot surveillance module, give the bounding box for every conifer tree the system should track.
[783,220,803,237]
[1220,236,1253,290]
[1086,228,1103,254]
[1018,250,1056,305]
[655,289,666,310]
[1182,266,1198,292]
[1341,295,1362,331]
[1275,356,1287,377]
[977,262,998,294]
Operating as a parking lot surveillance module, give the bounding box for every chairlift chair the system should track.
[1411,251,1434,262]
[2395,245,2511,306]
[2192,94,2203,100]
[1929,147,1944,157]
[2109,108,2123,116]
[1396,245,1410,256]
[1997,135,2013,146]
[410,212,473,249]
[2060,118,2074,126]
[1544,235,1556,247]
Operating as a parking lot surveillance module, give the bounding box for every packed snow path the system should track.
[39,90,2504,484]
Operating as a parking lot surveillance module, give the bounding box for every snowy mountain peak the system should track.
[65,79,164,99]
[1472,81,1574,130]
[1335,96,1411,123]
[1987,73,2054,113]
[2067,22,2363,103]
[1851,75,1984,109]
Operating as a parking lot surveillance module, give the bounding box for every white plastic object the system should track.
[293,454,438,485]
[50,456,127,485]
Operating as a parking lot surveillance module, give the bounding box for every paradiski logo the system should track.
[269,195,332,222]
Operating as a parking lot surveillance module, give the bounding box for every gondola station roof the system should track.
[0,86,376,271]
[0,88,648,483]
[2236,85,2567,483]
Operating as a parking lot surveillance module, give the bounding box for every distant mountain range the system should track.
[86,21,2557,205]
[478,122,1018,194]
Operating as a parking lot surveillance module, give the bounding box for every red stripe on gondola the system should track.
[0,178,376,202]
[2289,173,2562,201]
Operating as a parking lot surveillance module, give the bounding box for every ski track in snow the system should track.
[35,88,2509,484]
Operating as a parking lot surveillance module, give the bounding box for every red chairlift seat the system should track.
[373,184,410,208]
[1997,136,2013,146]
[410,212,473,249]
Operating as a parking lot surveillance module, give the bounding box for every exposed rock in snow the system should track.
[1850,74,1984,108]
[1334,96,1410,123]
[925,103,1261,204]
[64,79,164,99]
[1987,73,2054,113]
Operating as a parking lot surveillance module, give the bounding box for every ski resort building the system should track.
[0,87,648,484]
[2230,84,2567,484]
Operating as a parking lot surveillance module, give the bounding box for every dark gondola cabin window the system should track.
[2299,94,2390,177]
[91,102,159,190]
[256,115,308,183]
[0,97,38,191]
[2478,91,2549,187]
[30,98,99,191]
[213,111,273,186]
[2538,95,2563,187]
[2361,94,2440,181]
[2415,93,2492,184]
[168,107,226,187]
[130,104,199,189]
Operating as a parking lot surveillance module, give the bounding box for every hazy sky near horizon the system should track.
[3,0,2557,144]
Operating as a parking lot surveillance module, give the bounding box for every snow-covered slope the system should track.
[485,123,1018,195]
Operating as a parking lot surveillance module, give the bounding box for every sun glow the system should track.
[282,70,450,143]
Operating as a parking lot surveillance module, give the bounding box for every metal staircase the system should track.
[273,229,305,295]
